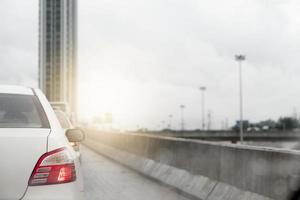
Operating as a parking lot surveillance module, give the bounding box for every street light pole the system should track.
[161,120,166,130]
[180,105,185,132]
[168,114,173,129]
[235,54,246,143]
[199,86,206,130]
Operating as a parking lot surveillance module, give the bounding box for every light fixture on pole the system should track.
[235,54,246,143]
[199,86,206,130]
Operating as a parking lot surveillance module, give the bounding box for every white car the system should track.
[54,110,82,162]
[0,85,84,200]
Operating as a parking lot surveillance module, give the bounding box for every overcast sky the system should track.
[1,0,300,130]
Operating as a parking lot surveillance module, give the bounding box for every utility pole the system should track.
[207,110,212,130]
[199,86,206,130]
[161,120,166,130]
[221,120,225,130]
[235,54,246,143]
[293,107,298,120]
[168,114,173,129]
[180,105,185,132]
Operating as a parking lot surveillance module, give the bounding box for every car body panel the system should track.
[22,182,84,200]
[0,129,50,200]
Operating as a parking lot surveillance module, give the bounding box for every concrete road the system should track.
[81,146,190,200]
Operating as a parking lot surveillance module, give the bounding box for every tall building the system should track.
[39,0,77,117]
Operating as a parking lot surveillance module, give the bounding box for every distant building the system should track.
[232,120,249,131]
[39,0,77,117]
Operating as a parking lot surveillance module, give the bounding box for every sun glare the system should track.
[78,68,143,127]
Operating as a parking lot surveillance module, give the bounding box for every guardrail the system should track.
[84,129,300,200]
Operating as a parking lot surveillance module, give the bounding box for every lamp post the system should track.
[199,86,206,130]
[168,114,173,129]
[235,54,246,143]
[180,105,185,132]
[161,120,166,130]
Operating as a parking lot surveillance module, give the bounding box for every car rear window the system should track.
[0,94,50,128]
[55,111,72,129]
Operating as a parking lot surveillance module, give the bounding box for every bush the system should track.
[276,117,299,130]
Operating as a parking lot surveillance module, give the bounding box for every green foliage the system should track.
[257,119,277,129]
[276,117,299,130]
[232,117,299,131]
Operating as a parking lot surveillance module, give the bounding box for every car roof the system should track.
[0,85,34,95]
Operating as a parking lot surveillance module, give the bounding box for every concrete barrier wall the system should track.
[84,130,300,200]
[140,131,300,142]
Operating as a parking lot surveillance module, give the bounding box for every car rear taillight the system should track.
[28,147,76,186]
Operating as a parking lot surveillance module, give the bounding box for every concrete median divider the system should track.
[83,129,300,200]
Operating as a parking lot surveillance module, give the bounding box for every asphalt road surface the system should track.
[81,146,190,200]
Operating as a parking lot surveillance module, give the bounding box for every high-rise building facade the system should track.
[39,0,77,116]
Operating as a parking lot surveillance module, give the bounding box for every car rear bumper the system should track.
[21,182,84,200]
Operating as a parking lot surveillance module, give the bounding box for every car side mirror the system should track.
[65,129,85,142]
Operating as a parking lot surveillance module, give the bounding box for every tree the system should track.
[257,119,277,129]
[276,117,299,130]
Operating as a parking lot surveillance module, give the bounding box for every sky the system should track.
[1,0,300,130]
